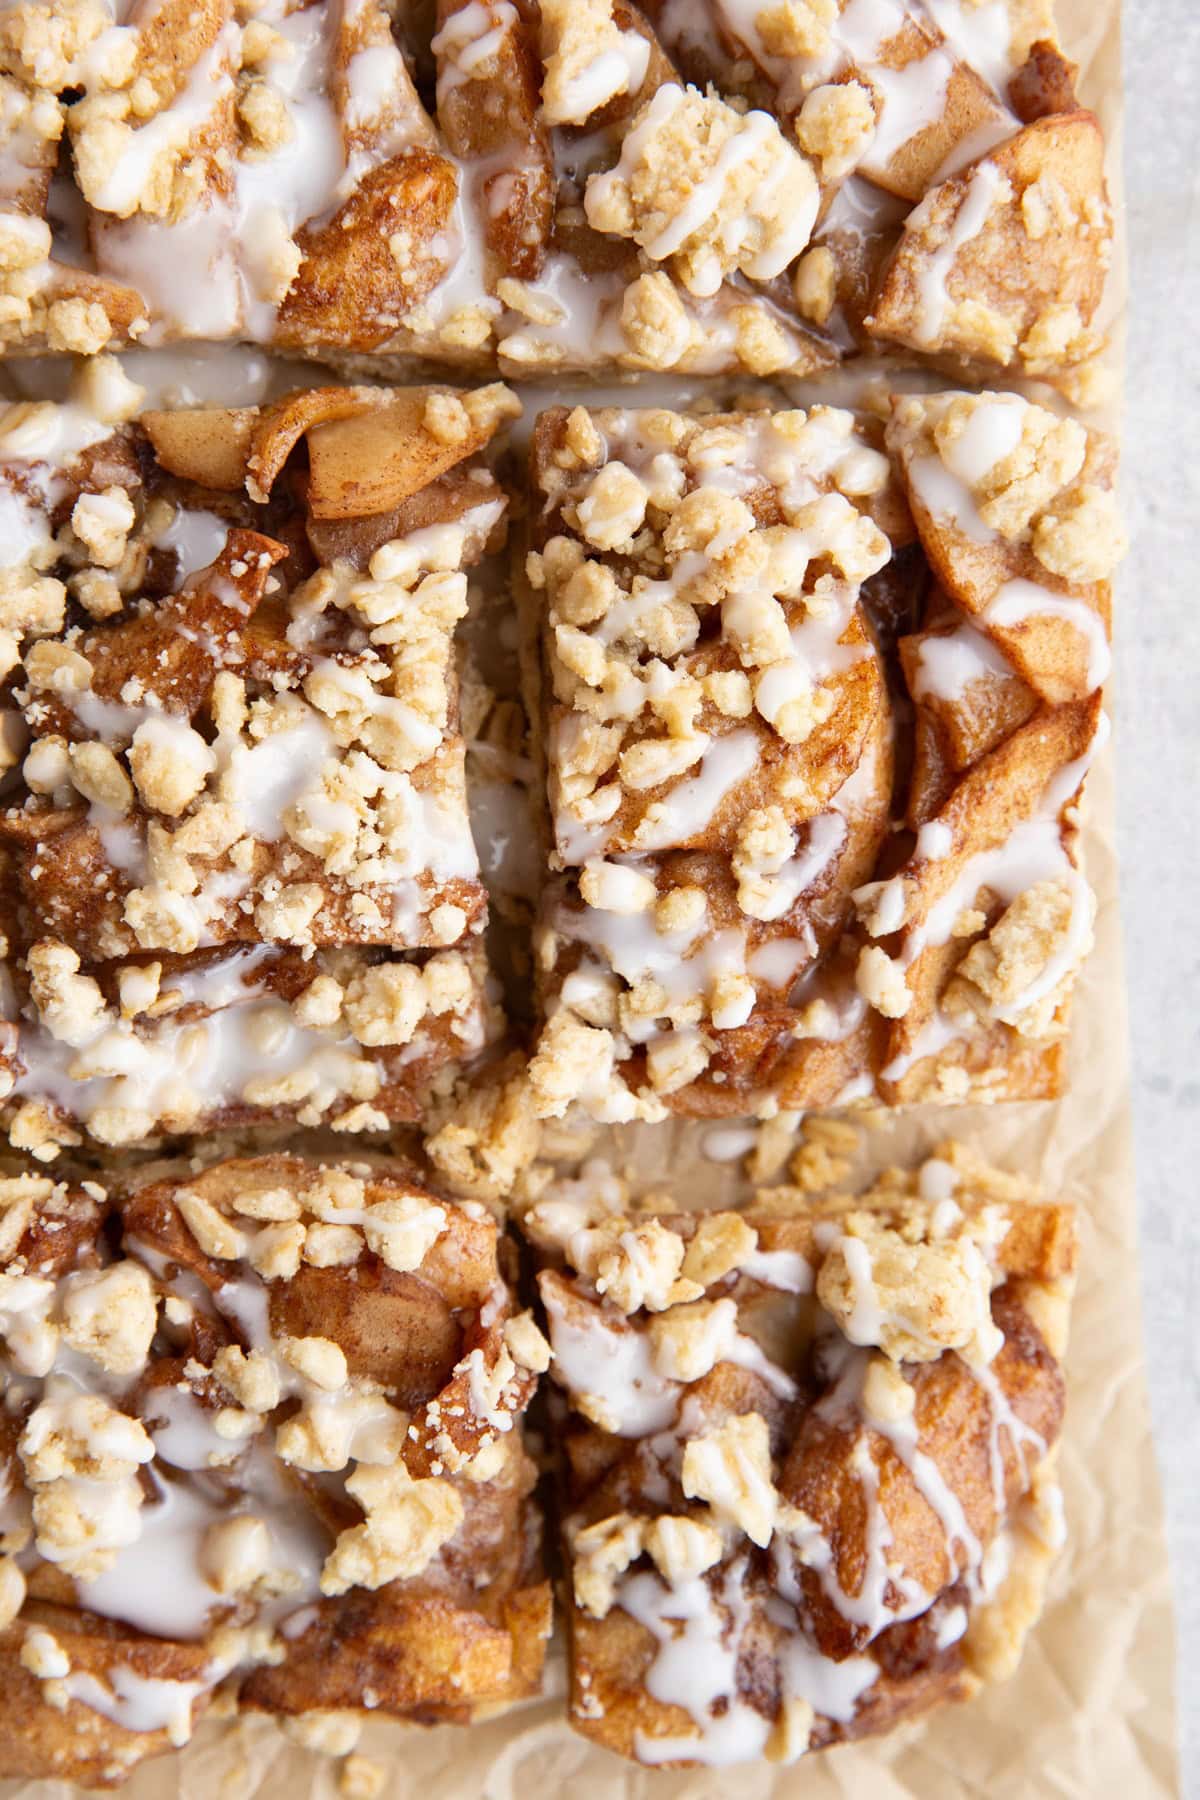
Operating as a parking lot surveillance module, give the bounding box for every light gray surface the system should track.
[1120,3,1197,1792]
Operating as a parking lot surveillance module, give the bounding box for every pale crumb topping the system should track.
[280,1334,348,1392]
[238,79,293,156]
[422,390,471,446]
[503,1309,552,1373]
[572,1511,645,1618]
[283,1713,363,1757]
[649,1296,740,1382]
[585,85,819,298]
[746,1111,804,1183]
[793,244,837,325]
[213,1345,281,1415]
[591,1218,702,1313]
[538,0,646,127]
[69,740,133,814]
[0,1555,25,1631]
[935,396,1086,540]
[755,0,836,56]
[1019,301,1102,376]
[528,1010,662,1124]
[275,1386,405,1474]
[321,1463,463,1594]
[425,1062,541,1205]
[0,211,51,274]
[0,0,125,91]
[59,1261,157,1374]
[619,272,694,372]
[766,1694,816,1764]
[128,719,217,816]
[26,941,108,1047]
[20,1625,69,1681]
[70,486,135,568]
[573,1507,725,1618]
[200,1515,271,1596]
[642,1512,723,1585]
[574,460,649,552]
[861,1351,916,1424]
[855,944,912,1019]
[681,1212,758,1287]
[795,81,876,182]
[0,1187,38,1263]
[680,1411,780,1547]
[5,455,493,973]
[816,1213,1002,1365]
[1031,483,1127,583]
[339,1757,387,1800]
[358,1192,445,1272]
[535,391,900,1110]
[19,1388,154,1578]
[729,301,797,377]
[51,296,122,356]
[944,877,1095,1039]
[787,1115,859,1192]
[580,858,656,914]
[177,1190,247,1263]
[72,354,146,426]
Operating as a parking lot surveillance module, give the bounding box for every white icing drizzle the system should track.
[865,706,1105,1082]
[910,159,1006,346]
[907,450,995,543]
[700,1124,758,1163]
[922,0,1016,97]
[90,32,237,219]
[938,392,1026,489]
[708,0,1015,175]
[89,0,426,340]
[867,47,955,167]
[912,617,1017,702]
[541,1282,680,1437]
[630,729,761,855]
[63,1665,216,1748]
[982,578,1111,691]
[621,1557,773,1765]
[10,944,478,1138]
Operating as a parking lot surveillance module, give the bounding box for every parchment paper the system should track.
[1,0,1177,1793]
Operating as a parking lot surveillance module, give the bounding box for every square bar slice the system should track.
[525,400,899,1122]
[525,398,1112,1121]
[526,1145,1076,1769]
[0,1155,551,1785]
[0,374,520,962]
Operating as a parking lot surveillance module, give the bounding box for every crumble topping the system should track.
[815,1212,1002,1365]
[680,1411,785,1546]
[1031,483,1127,584]
[0,1158,549,1765]
[320,1462,464,1594]
[935,394,1087,540]
[538,0,649,127]
[525,391,1106,1119]
[943,876,1096,1038]
[584,84,820,297]
[681,1212,758,1287]
[794,80,876,182]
